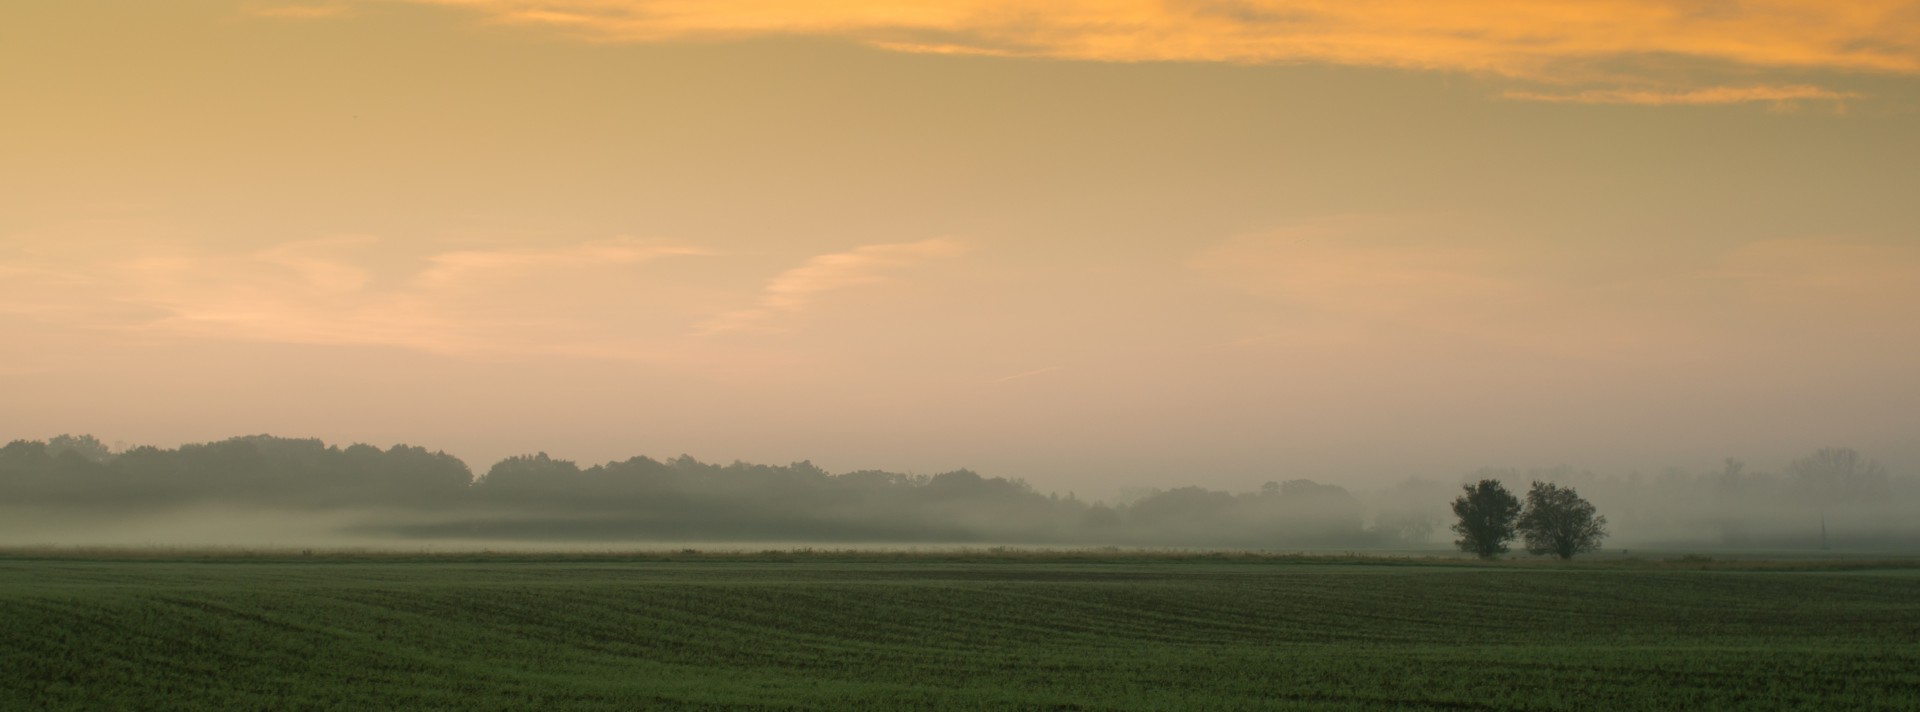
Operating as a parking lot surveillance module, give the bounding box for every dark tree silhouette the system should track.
[1451,479,1522,559]
[47,434,114,463]
[1515,481,1608,560]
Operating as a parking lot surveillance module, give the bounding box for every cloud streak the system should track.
[392,0,1920,96]
[417,237,712,287]
[1503,84,1859,106]
[0,234,712,359]
[699,238,970,334]
[243,1,356,19]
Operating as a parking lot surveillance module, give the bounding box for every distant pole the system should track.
[1820,513,1829,551]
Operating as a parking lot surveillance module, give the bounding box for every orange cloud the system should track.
[244,1,356,18]
[398,0,1920,88]
[1503,84,1858,106]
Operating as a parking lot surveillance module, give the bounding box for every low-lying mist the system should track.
[3,435,1914,552]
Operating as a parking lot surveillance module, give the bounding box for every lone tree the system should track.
[1451,479,1522,559]
[1515,481,1608,560]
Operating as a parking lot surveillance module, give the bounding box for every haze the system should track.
[5,0,1918,500]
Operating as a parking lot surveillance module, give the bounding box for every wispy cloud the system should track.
[0,233,712,359]
[1503,84,1859,107]
[416,237,711,287]
[699,238,970,334]
[243,1,356,19]
[390,0,1920,97]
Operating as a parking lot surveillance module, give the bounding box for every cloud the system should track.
[1503,84,1859,106]
[243,1,356,19]
[254,235,381,292]
[95,238,470,353]
[0,232,712,359]
[416,237,712,287]
[699,238,970,334]
[393,0,1920,95]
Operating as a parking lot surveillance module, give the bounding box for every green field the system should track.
[3,552,1916,710]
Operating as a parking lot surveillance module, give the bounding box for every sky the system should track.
[4,0,1918,497]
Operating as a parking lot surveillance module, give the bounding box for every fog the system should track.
[3,434,1913,553]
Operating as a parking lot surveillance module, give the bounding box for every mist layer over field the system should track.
[4,435,1913,552]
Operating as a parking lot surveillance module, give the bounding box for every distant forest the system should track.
[3,434,1916,549]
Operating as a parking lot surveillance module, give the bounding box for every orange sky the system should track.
[3,1,1917,494]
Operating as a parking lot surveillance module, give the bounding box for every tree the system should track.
[1788,447,1889,503]
[47,434,113,463]
[1515,481,1608,560]
[1451,479,1522,559]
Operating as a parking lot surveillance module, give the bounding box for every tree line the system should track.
[1,435,1913,550]
[0,435,1371,547]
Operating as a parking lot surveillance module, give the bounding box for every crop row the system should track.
[2,561,1916,710]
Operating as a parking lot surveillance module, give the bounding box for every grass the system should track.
[2,550,1917,710]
